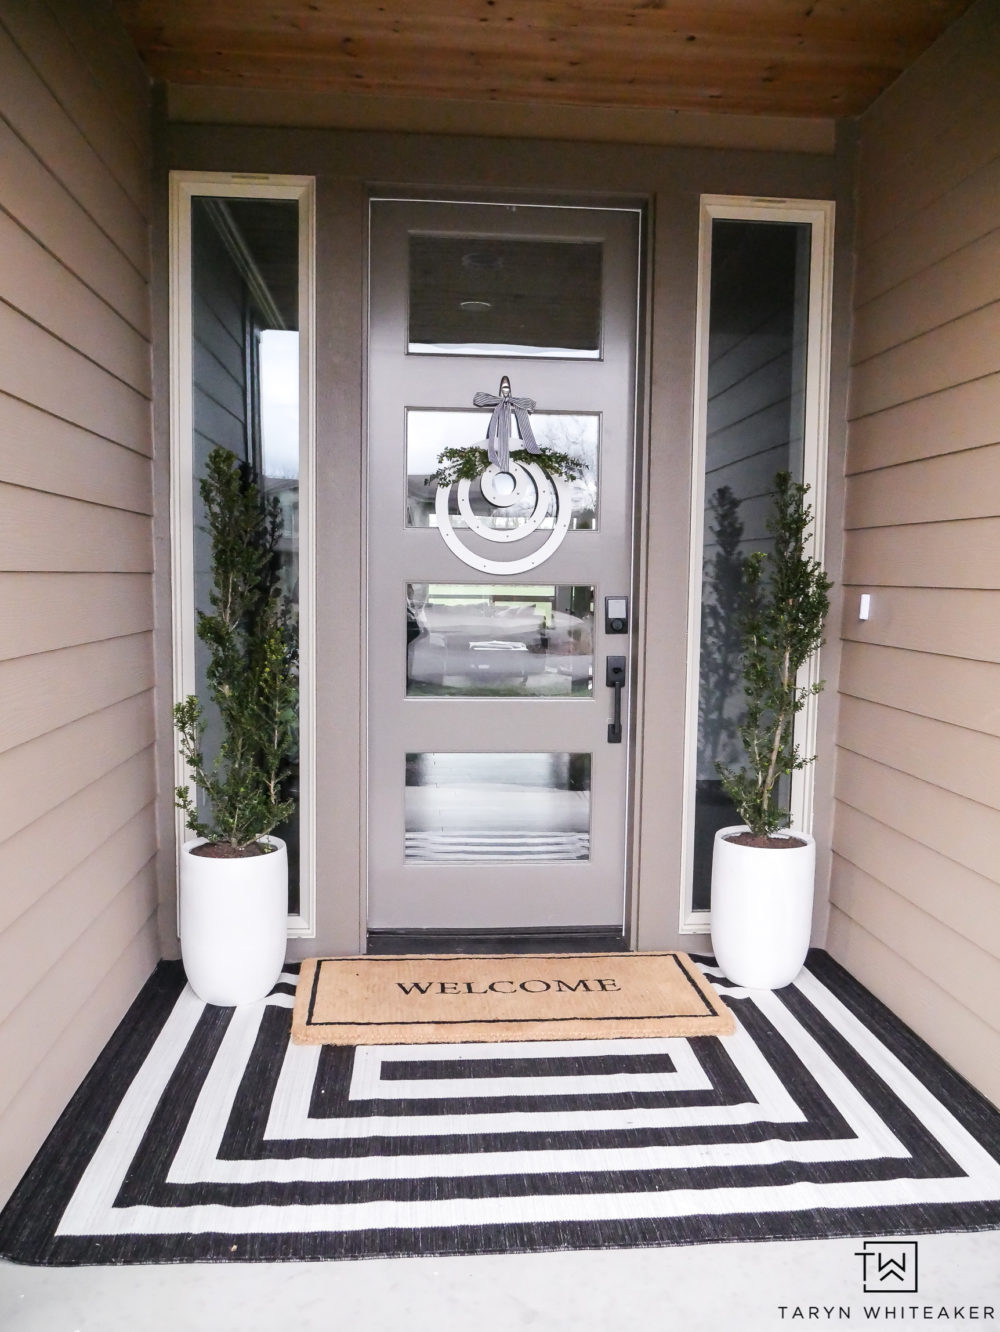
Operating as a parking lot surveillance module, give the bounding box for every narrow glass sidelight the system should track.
[685,197,835,929]
[172,172,316,935]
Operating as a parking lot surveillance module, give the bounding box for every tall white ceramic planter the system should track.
[710,825,815,989]
[179,836,288,1006]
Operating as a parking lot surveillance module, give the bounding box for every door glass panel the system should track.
[408,236,602,358]
[190,195,302,913]
[692,219,810,911]
[406,410,598,530]
[406,585,595,697]
[405,753,591,861]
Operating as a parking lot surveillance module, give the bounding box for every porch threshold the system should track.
[366,929,630,955]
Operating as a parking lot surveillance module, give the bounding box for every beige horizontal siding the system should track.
[0,0,150,213]
[0,634,154,752]
[0,691,155,845]
[854,1,1000,248]
[826,908,1000,1108]
[833,802,999,952]
[0,210,151,394]
[0,302,150,449]
[847,371,1000,473]
[0,119,149,336]
[832,854,1000,1023]
[840,641,1000,737]
[42,0,151,145]
[0,573,154,661]
[0,927,158,1211]
[0,25,148,273]
[0,0,157,1206]
[840,586,1000,663]
[838,695,1000,812]
[835,0,1000,1105]
[854,155,1000,309]
[851,226,1000,365]
[0,862,158,1121]
[0,805,157,1027]
[849,301,1000,419]
[0,396,152,509]
[0,487,152,572]
[836,749,1000,884]
[0,748,156,937]
[842,517,1000,590]
[845,446,1000,528]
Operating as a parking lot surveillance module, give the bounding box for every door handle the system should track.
[606,655,626,744]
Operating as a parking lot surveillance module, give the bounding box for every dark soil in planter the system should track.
[190,841,270,859]
[724,831,807,849]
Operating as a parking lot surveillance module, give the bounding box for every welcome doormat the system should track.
[2,952,999,1266]
[292,951,734,1044]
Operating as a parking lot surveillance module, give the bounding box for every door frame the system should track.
[361,189,651,943]
[678,194,836,936]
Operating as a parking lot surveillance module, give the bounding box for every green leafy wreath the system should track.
[426,446,584,489]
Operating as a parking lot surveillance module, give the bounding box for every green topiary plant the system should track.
[174,447,298,855]
[717,470,832,843]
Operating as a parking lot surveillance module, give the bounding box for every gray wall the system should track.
[0,0,156,1205]
[830,0,1000,1104]
[158,124,853,958]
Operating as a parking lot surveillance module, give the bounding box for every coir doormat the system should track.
[292,951,734,1044]
[2,953,1000,1265]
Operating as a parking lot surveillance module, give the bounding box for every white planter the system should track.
[179,837,288,1006]
[710,825,815,989]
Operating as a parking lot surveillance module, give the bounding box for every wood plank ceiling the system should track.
[113,0,974,119]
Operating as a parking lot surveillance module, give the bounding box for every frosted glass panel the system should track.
[405,753,591,862]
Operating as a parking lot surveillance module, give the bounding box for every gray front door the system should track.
[367,198,641,931]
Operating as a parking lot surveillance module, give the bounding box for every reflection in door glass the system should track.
[406,410,598,530]
[405,753,591,862]
[408,236,602,358]
[407,585,594,697]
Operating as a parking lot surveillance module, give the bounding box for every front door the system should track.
[367,199,641,932]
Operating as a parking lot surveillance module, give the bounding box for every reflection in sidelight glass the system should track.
[405,753,592,862]
[692,218,810,911]
[406,410,598,530]
[408,235,602,358]
[406,585,595,697]
[190,195,301,911]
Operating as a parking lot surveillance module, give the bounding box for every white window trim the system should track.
[679,195,835,936]
[168,171,317,937]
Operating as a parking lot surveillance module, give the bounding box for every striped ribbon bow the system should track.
[472,381,539,474]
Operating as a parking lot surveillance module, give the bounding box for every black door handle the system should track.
[606,655,626,743]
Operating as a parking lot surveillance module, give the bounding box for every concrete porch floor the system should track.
[2,1230,998,1330]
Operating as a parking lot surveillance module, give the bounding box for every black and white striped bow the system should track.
[473,381,539,474]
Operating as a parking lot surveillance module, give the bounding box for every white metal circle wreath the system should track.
[433,378,573,575]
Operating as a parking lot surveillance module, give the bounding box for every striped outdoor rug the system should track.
[1,952,998,1265]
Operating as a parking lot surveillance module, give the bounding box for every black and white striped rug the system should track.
[2,952,998,1265]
